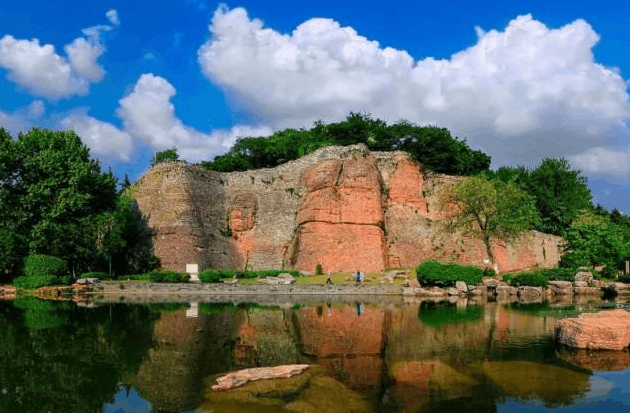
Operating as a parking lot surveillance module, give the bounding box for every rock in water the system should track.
[555,309,630,350]
[212,364,310,391]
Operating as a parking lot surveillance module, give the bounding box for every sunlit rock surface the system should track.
[201,365,371,413]
[555,309,630,350]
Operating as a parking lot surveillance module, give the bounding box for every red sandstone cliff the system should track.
[132,144,563,274]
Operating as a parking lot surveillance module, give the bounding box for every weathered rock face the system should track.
[132,144,563,273]
[555,309,630,350]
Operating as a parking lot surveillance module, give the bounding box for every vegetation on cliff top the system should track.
[200,112,492,176]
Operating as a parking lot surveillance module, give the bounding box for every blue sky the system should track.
[1,0,629,213]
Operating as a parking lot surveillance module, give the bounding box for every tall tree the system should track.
[524,158,592,236]
[440,175,539,266]
[561,210,630,274]
[0,128,118,277]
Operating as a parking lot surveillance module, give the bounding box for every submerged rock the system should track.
[202,365,371,413]
[479,360,590,405]
[212,365,310,391]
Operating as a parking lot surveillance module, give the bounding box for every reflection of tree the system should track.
[0,300,154,413]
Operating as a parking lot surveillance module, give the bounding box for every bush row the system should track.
[199,269,300,283]
[416,261,484,287]
[13,275,73,289]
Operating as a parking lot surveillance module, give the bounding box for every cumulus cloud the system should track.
[198,6,630,177]
[117,73,272,162]
[0,100,46,135]
[570,146,630,178]
[60,111,134,161]
[0,10,119,99]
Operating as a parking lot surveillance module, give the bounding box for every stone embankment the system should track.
[402,271,617,301]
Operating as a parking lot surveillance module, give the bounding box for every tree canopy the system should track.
[201,112,491,176]
[440,175,539,265]
[487,158,592,236]
[560,210,630,274]
[151,147,180,166]
[0,127,157,281]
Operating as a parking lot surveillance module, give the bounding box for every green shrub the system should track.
[118,273,152,281]
[24,254,67,277]
[147,269,189,283]
[416,260,483,287]
[13,275,60,289]
[199,269,223,283]
[80,271,108,279]
[316,263,323,275]
[618,275,630,284]
[503,271,547,287]
[543,267,577,282]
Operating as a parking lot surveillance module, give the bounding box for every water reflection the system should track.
[2,297,630,412]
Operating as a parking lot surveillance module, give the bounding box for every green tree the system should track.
[561,210,630,274]
[150,147,179,166]
[96,193,159,276]
[201,112,491,176]
[491,159,592,236]
[0,128,118,278]
[440,175,539,265]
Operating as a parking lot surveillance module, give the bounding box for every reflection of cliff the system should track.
[294,306,386,395]
[234,309,302,367]
[388,303,559,362]
[133,144,562,273]
[133,309,244,412]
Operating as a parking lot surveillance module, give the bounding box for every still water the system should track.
[1,297,630,413]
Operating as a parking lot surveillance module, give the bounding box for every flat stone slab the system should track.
[212,364,310,391]
[555,309,630,350]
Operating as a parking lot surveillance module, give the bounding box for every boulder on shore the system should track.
[555,309,630,350]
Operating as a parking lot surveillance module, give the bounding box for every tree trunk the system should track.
[483,236,494,269]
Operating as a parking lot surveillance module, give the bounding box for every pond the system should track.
[1,296,630,412]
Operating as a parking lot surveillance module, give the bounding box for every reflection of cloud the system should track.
[585,377,615,400]
[103,386,152,413]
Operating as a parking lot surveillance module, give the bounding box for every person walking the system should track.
[355,270,363,286]
[325,271,333,284]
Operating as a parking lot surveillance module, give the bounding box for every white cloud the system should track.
[64,37,105,82]
[106,9,120,26]
[0,100,46,135]
[198,6,630,176]
[27,100,45,118]
[0,9,118,99]
[60,111,134,161]
[116,73,272,162]
[570,146,630,178]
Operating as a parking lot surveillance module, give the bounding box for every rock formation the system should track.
[555,309,630,350]
[131,144,563,274]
